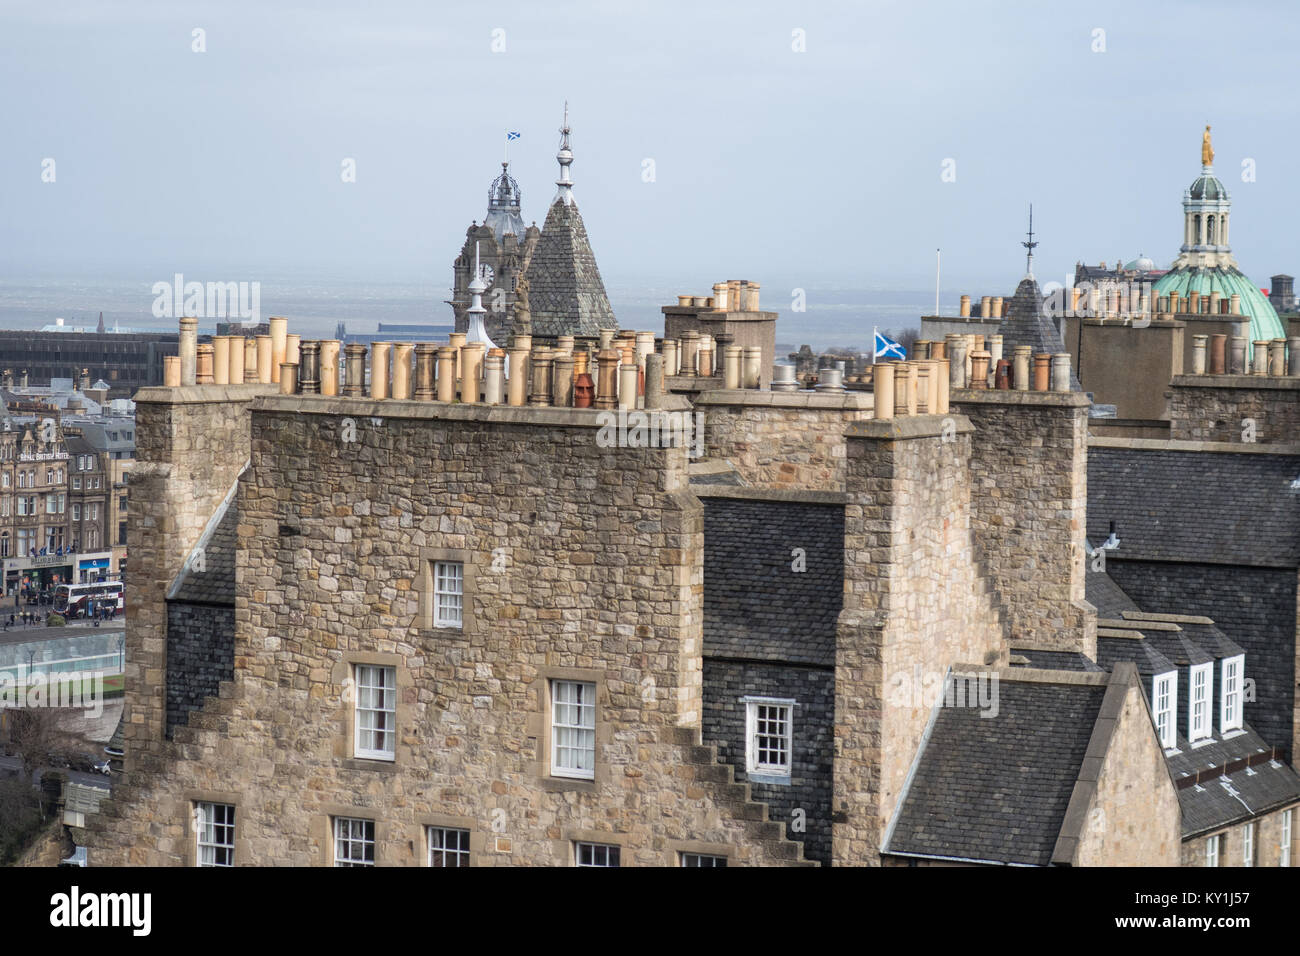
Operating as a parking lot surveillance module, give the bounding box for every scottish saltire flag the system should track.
[507,131,521,141]
[873,327,906,361]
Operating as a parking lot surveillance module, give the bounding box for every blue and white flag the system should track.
[507,131,521,141]
[873,327,906,361]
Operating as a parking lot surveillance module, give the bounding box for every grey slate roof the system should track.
[522,199,617,337]
[885,679,1107,865]
[1087,445,1300,567]
[169,498,237,605]
[1084,564,1141,618]
[702,498,843,667]
[996,276,1081,390]
[1167,725,1300,837]
[1094,636,1175,681]
[1010,649,1104,672]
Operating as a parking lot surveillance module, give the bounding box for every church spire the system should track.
[555,101,575,206]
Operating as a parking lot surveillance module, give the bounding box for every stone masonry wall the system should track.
[954,391,1095,656]
[697,392,874,492]
[1180,807,1299,866]
[1168,377,1300,444]
[1071,678,1181,866]
[86,396,811,866]
[124,385,274,752]
[833,416,1007,866]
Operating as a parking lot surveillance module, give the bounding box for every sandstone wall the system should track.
[697,391,874,492]
[1168,376,1300,444]
[87,395,810,866]
[954,390,1095,656]
[833,416,1006,866]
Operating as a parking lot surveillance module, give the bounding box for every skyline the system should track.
[3,1,1299,304]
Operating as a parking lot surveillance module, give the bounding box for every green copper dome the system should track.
[1188,173,1228,201]
[1153,265,1285,345]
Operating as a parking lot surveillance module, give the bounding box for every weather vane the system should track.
[1022,204,1038,275]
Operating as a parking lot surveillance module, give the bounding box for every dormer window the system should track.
[1152,671,1177,750]
[1221,655,1244,734]
[1189,663,1212,743]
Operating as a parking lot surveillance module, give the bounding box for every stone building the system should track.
[80,300,1234,868]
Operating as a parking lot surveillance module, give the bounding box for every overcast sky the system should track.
[3,0,1299,298]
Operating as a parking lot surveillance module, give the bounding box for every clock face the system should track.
[477,263,495,286]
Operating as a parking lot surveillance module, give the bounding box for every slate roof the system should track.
[1167,725,1300,838]
[1084,563,1141,618]
[702,498,843,667]
[996,276,1081,390]
[885,678,1107,865]
[169,497,237,605]
[1095,634,1176,681]
[522,199,617,337]
[1010,649,1104,672]
[1087,445,1300,567]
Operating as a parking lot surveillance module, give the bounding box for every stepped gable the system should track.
[523,198,616,337]
[997,276,1081,390]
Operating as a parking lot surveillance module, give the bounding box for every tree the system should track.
[6,708,61,785]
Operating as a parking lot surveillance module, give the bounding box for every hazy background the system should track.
[1,0,1297,346]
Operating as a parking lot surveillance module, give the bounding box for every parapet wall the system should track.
[696,389,874,492]
[953,389,1096,656]
[1168,375,1300,443]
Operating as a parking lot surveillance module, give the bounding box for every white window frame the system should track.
[72,504,81,522]
[680,852,727,867]
[1206,833,1220,867]
[353,664,396,761]
[550,679,596,780]
[1242,821,1254,867]
[1221,655,1244,734]
[333,816,375,867]
[195,801,235,867]
[1189,663,1212,743]
[427,826,470,867]
[742,696,796,783]
[1282,809,1293,868]
[574,841,619,867]
[433,560,463,628]
[1153,671,1176,750]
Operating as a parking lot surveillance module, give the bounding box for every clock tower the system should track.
[448,162,541,343]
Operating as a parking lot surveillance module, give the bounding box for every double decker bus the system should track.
[54,581,124,619]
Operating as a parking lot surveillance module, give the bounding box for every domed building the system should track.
[1152,127,1286,351]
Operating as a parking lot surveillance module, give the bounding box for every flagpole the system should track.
[935,248,941,316]
[872,326,878,365]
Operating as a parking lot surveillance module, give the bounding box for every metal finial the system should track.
[555,101,575,206]
[1022,204,1038,276]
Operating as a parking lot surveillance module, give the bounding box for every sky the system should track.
[3,0,1300,306]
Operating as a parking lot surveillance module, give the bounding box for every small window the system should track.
[1153,672,1176,749]
[353,665,396,760]
[550,680,596,780]
[743,696,795,782]
[1206,833,1222,867]
[72,477,80,490]
[433,561,463,628]
[1242,821,1255,867]
[333,817,375,867]
[1282,809,1293,868]
[195,802,235,867]
[681,853,727,867]
[427,827,470,867]
[1221,655,1244,734]
[1189,664,1212,742]
[575,842,619,867]
[72,504,81,522]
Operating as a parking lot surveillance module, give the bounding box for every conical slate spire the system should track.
[997,275,1081,390]
[521,105,616,337]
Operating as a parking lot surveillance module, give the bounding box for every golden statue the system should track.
[1202,125,1214,166]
